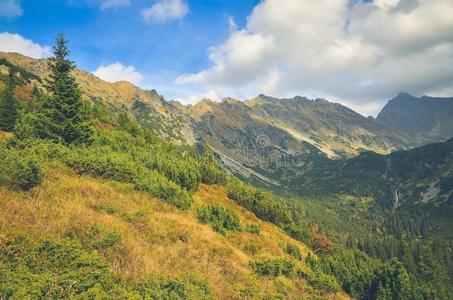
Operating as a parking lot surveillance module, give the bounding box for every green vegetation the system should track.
[250,258,296,277]
[0,74,19,132]
[226,179,293,227]
[285,243,302,260]
[0,236,213,299]
[0,148,42,191]
[197,204,241,234]
[287,194,453,299]
[135,274,212,300]
[15,33,92,144]
[310,249,419,300]
[250,257,340,294]
[64,144,193,209]
[243,224,260,234]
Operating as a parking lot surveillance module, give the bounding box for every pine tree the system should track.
[42,32,92,144]
[0,73,19,132]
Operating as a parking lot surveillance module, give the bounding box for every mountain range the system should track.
[2,52,453,188]
[1,50,453,299]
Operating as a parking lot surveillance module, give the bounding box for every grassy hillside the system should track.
[0,174,322,298]
[0,136,346,299]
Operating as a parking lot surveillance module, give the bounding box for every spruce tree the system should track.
[0,73,19,132]
[43,32,92,144]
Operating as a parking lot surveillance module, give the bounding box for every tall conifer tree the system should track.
[43,32,92,144]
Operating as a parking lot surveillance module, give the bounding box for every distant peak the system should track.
[222,97,240,104]
[394,92,415,99]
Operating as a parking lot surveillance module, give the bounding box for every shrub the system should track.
[197,205,241,234]
[285,243,302,260]
[305,269,341,293]
[137,148,202,192]
[11,159,43,191]
[243,224,261,234]
[250,259,296,277]
[226,179,294,227]
[84,225,122,250]
[0,237,135,299]
[304,253,341,293]
[135,274,212,300]
[198,143,227,185]
[134,171,192,210]
[63,146,192,210]
[0,150,42,191]
[0,235,213,299]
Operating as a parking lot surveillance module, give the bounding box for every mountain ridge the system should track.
[2,51,453,187]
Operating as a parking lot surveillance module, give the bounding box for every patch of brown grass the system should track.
[0,170,349,299]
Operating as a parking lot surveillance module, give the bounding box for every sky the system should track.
[1,0,453,116]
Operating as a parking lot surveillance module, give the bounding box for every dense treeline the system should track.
[345,212,453,299]
[287,195,453,299]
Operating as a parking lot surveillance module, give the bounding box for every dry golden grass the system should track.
[0,169,349,299]
[0,131,13,141]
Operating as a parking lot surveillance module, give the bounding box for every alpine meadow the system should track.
[0,0,453,299]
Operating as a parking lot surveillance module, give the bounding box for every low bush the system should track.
[285,243,302,260]
[135,274,212,300]
[250,258,296,277]
[0,237,135,299]
[226,179,293,227]
[198,145,227,185]
[304,253,342,294]
[84,225,122,250]
[197,204,241,234]
[243,224,261,234]
[0,149,42,191]
[0,235,214,299]
[63,146,192,210]
[304,269,341,293]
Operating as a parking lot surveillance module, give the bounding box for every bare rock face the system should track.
[377,92,453,144]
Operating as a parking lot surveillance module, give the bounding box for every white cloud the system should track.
[93,62,144,85]
[100,0,130,10]
[0,32,51,58]
[141,0,188,23]
[0,0,23,18]
[176,0,453,116]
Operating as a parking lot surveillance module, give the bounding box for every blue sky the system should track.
[1,0,453,116]
[0,0,259,98]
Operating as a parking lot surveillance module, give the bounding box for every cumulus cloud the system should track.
[100,0,130,10]
[141,0,188,23]
[176,0,453,116]
[0,32,51,58]
[0,0,23,18]
[93,62,144,85]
